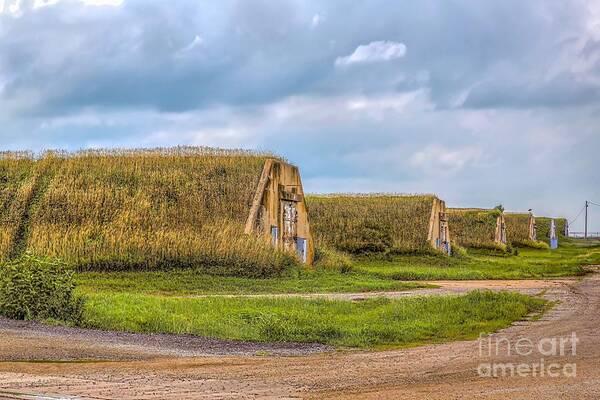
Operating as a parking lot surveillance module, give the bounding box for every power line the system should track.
[588,200,600,207]
[569,204,586,226]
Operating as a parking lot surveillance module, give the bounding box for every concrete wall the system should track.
[245,159,314,264]
[428,198,451,254]
[529,214,537,241]
[495,214,507,244]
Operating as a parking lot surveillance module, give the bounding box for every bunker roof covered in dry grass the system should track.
[504,212,534,246]
[447,207,503,250]
[0,147,294,275]
[306,194,439,254]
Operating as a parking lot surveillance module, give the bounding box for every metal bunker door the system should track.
[550,219,558,249]
[279,187,308,262]
[439,212,450,255]
[281,200,298,253]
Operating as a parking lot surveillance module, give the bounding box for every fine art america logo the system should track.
[477,332,578,378]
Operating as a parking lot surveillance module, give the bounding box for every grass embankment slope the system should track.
[355,239,600,280]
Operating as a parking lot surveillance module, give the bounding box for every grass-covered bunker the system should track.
[447,208,507,250]
[306,194,451,255]
[505,212,537,247]
[536,217,568,244]
[0,148,313,276]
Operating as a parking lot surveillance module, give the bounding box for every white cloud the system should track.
[335,40,407,66]
[304,176,407,194]
[0,0,23,17]
[0,0,599,230]
[80,0,123,6]
[178,35,204,54]
[260,90,433,126]
[346,89,434,115]
[1,0,122,15]
[311,13,323,28]
[33,0,60,10]
[144,127,252,149]
[409,144,484,174]
[586,0,600,41]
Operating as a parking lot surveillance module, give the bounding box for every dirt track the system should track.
[0,276,598,399]
[176,278,576,301]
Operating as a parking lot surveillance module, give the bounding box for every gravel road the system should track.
[0,276,597,399]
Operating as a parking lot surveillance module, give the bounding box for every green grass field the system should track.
[82,290,546,348]
[354,239,600,280]
[77,239,600,296]
[68,239,598,348]
[76,269,432,296]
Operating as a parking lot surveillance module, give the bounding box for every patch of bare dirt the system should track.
[0,276,598,399]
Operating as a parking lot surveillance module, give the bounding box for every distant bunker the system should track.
[505,212,537,246]
[0,148,313,274]
[306,194,451,255]
[536,217,568,244]
[447,208,507,250]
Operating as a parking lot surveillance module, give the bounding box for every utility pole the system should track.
[585,200,588,239]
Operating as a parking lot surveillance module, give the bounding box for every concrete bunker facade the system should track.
[245,159,314,264]
[428,197,451,254]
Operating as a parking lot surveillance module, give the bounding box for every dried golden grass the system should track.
[505,213,533,246]
[447,208,502,250]
[307,194,436,254]
[0,157,37,261]
[2,148,296,276]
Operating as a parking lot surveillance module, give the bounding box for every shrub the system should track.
[314,246,353,273]
[343,222,395,254]
[0,253,84,323]
[450,242,468,258]
[520,240,551,250]
[505,243,516,255]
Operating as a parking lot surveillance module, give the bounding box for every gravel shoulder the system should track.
[0,276,597,399]
[0,318,332,361]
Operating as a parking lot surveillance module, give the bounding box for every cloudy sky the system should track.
[1,0,599,231]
